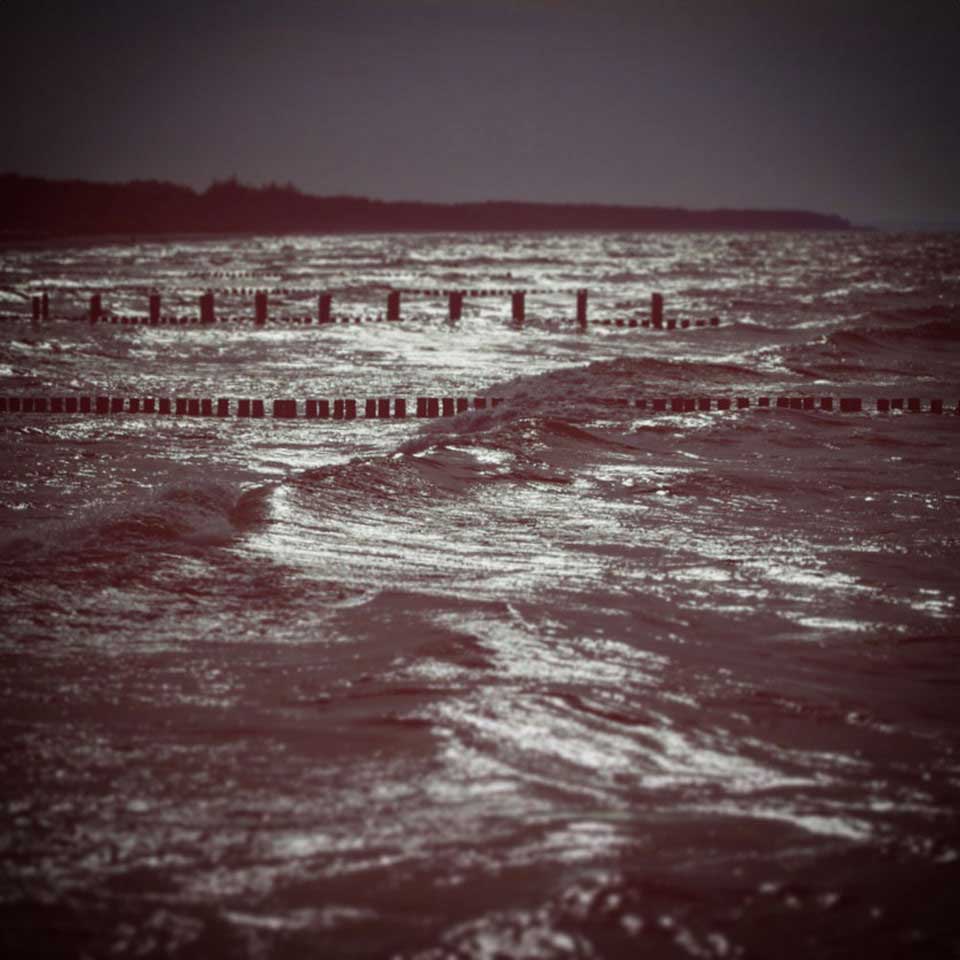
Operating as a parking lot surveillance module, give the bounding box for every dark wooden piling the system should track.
[449,291,464,322]
[512,291,526,325]
[200,292,215,324]
[651,292,663,328]
[387,291,401,321]
[318,293,332,323]
[576,289,588,329]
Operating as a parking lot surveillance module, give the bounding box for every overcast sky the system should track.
[2,0,958,224]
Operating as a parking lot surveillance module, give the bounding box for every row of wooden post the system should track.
[0,395,506,418]
[3,395,956,417]
[43,290,668,326]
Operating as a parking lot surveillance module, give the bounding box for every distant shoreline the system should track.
[1,174,852,238]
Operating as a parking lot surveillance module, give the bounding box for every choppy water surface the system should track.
[1,231,960,958]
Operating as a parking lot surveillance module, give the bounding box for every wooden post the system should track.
[89,294,101,324]
[318,293,332,323]
[448,290,464,322]
[387,290,401,322]
[41,293,49,321]
[200,291,215,323]
[149,293,161,325]
[255,290,268,325]
[31,296,40,323]
[512,290,525,325]
[651,292,663,328]
[576,289,588,329]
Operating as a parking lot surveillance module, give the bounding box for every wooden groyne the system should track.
[0,395,954,418]
[4,290,721,330]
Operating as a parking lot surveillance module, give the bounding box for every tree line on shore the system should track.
[0,174,851,236]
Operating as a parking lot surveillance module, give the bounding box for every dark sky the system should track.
[2,0,958,224]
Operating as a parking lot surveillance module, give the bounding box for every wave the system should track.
[0,477,266,563]
[289,425,573,508]
[778,315,960,379]
[274,357,786,538]
[827,319,960,350]
[878,318,960,342]
[872,304,960,324]
[423,255,570,268]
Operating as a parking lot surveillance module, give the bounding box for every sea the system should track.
[1,229,959,959]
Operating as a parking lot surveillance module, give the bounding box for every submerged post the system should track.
[149,292,161,325]
[387,290,401,322]
[318,293,332,323]
[31,296,40,323]
[89,294,102,324]
[448,290,464,322]
[512,290,526,325]
[651,292,663,328]
[41,293,49,321]
[255,290,268,325]
[576,289,588,329]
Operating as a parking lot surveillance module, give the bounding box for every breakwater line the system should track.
[5,290,721,330]
[1,395,955,418]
